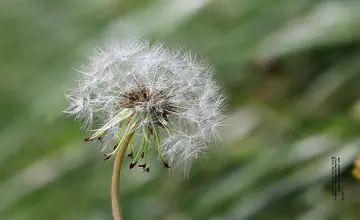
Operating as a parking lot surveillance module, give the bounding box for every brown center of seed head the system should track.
[120,86,176,127]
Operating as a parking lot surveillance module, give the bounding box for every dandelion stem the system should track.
[111,132,135,220]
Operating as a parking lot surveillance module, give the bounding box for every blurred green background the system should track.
[1,0,360,219]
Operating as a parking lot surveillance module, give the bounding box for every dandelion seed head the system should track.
[64,39,226,173]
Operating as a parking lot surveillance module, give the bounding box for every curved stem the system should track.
[111,132,135,220]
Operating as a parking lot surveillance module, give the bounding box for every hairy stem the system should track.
[111,132,135,220]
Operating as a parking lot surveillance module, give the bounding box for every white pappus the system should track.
[64,39,226,173]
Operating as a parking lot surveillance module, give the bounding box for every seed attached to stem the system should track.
[129,161,137,169]
[138,164,146,169]
[163,161,170,168]
[104,154,112,160]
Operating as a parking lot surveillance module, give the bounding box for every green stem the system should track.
[111,132,135,220]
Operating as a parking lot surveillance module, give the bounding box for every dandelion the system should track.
[64,39,226,220]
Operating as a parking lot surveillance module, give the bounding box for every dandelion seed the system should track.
[64,39,226,173]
